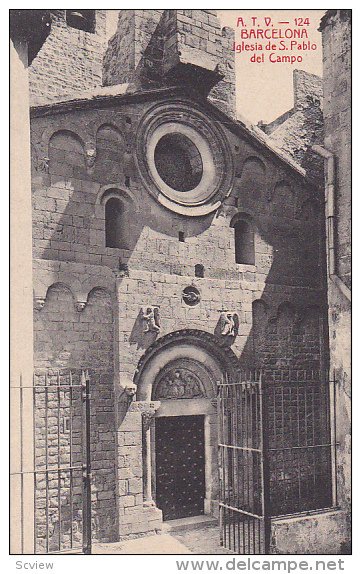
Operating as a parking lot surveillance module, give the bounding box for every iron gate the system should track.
[218,370,335,555]
[10,369,92,554]
[218,372,270,554]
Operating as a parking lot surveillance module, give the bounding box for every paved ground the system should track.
[172,523,232,555]
[93,518,232,555]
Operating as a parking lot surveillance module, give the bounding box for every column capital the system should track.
[129,400,161,429]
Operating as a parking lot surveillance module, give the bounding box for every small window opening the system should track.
[66,10,95,33]
[126,117,132,125]
[105,197,126,248]
[195,264,204,278]
[234,220,255,265]
[125,176,130,188]
[178,231,185,242]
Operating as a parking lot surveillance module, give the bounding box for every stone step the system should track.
[162,515,218,533]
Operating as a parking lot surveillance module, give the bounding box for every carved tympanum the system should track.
[155,367,205,400]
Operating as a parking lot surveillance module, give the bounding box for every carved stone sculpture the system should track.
[142,306,160,333]
[85,142,96,169]
[220,311,239,337]
[182,286,201,306]
[34,296,46,311]
[119,376,137,397]
[37,156,50,173]
[155,367,205,399]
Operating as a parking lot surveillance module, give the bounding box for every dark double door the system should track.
[155,415,205,521]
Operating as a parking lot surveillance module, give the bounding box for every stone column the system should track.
[116,399,162,538]
[140,401,161,506]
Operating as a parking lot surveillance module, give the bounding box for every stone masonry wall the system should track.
[33,284,117,547]
[320,10,351,549]
[259,70,324,184]
[29,10,107,106]
[103,10,236,117]
[31,93,327,542]
[31,95,326,378]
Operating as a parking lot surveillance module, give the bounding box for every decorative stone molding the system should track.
[85,141,97,169]
[34,296,46,311]
[182,285,201,306]
[75,301,87,312]
[129,400,161,430]
[36,156,49,173]
[219,311,239,337]
[142,306,160,333]
[135,101,234,216]
[118,376,137,397]
[129,400,161,414]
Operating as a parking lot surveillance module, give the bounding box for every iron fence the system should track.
[264,370,334,516]
[218,369,336,554]
[10,369,92,554]
[218,370,269,554]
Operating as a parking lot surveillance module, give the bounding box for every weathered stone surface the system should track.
[258,69,324,184]
[29,10,107,106]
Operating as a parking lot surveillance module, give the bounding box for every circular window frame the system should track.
[148,123,216,204]
[135,101,234,217]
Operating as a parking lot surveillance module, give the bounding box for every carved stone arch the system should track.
[239,155,266,177]
[274,301,298,334]
[230,211,254,228]
[235,155,266,205]
[96,184,140,212]
[89,112,125,134]
[275,300,296,318]
[84,286,114,313]
[134,329,239,401]
[80,280,116,307]
[42,124,90,157]
[252,298,269,317]
[95,122,125,144]
[41,281,77,310]
[230,211,256,265]
[34,272,89,311]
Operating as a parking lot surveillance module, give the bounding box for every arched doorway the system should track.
[135,330,238,522]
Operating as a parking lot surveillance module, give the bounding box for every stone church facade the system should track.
[11,9,350,554]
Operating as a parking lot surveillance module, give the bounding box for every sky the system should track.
[106,9,325,125]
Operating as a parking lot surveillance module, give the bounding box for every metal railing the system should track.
[218,370,269,554]
[218,369,336,554]
[10,369,92,554]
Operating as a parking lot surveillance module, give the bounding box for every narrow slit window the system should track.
[234,220,255,265]
[195,264,205,278]
[105,197,126,248]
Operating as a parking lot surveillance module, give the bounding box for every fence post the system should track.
[82,370,92,554]
[259,371,271,553]
[330,368,338,507]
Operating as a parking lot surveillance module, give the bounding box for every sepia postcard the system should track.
[10,7,351,563]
